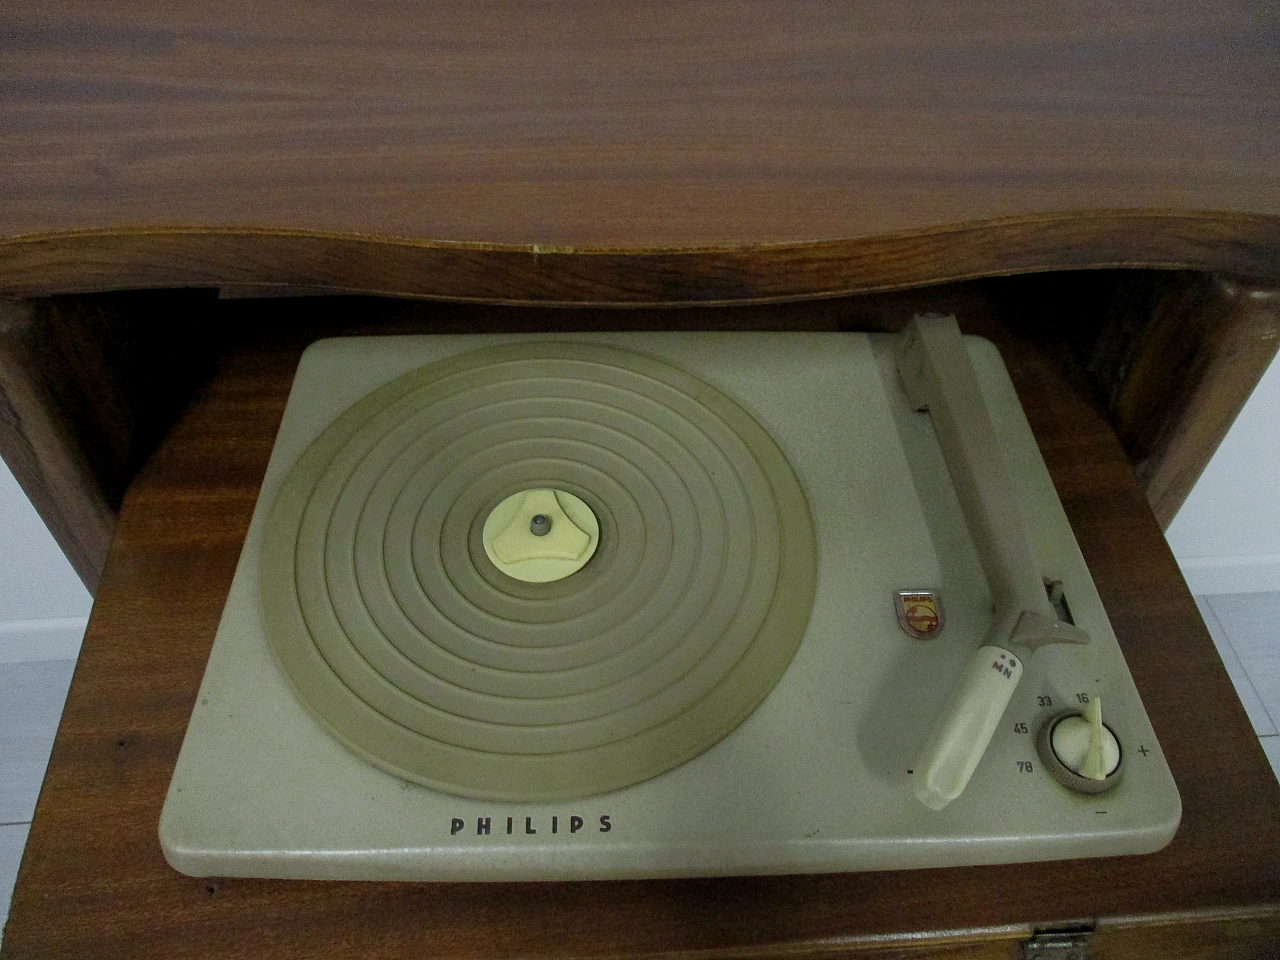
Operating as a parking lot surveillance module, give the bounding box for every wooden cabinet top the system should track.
[3,1,1280,301]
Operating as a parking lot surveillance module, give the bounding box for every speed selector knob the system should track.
[1036,697,1122,794]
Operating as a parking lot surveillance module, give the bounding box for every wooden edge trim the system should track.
[613,924,1033,960]
[1094,906,1280,959]
[2,211,1279,305]
[607,907,1280,960]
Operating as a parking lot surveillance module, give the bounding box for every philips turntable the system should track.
[160,315,1181,880]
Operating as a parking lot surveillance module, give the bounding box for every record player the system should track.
[159,315,1181,881]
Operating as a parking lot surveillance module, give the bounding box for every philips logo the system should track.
[450,815,613,836]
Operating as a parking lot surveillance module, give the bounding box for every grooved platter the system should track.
[259,342,815,800]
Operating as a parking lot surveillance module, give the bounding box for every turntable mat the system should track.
[261,341,816,800]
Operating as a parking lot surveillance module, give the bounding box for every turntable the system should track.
[159,316,1181,881]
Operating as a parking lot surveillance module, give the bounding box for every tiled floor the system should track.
[1197,593,1280,780]
[0,596,1278,945]
[0,658,76,947]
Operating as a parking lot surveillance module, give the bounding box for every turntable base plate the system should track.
[160,332,1180,881]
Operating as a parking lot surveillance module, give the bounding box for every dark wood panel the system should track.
[1084,272,1280,528]
[3,308,1277,959]
[3,1,1280,298]
[0,301,116,589]
[1126,276,1280,528]
[0,292,216,590]
[1080,271,1280,527]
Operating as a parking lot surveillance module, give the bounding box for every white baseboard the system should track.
[1176,553,1280,597]
[0,618,88,664]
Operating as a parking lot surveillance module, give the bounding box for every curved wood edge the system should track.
[2,211,1279,305]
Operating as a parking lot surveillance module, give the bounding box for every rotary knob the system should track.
[1036,697,1122,794]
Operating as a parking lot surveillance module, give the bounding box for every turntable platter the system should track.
[261,342,816,800]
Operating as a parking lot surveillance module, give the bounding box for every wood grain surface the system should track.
[3,304,1279,959]
[3,1,1280,300]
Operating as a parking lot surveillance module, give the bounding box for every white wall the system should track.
[0,461,90,663]
[1167,354,1280,595]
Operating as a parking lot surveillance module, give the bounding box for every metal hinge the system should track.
[1022,926,1093,960]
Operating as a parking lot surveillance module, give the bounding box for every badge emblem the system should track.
[896,590,944,638]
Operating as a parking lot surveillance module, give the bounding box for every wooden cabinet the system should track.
[2,2,1280,955]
